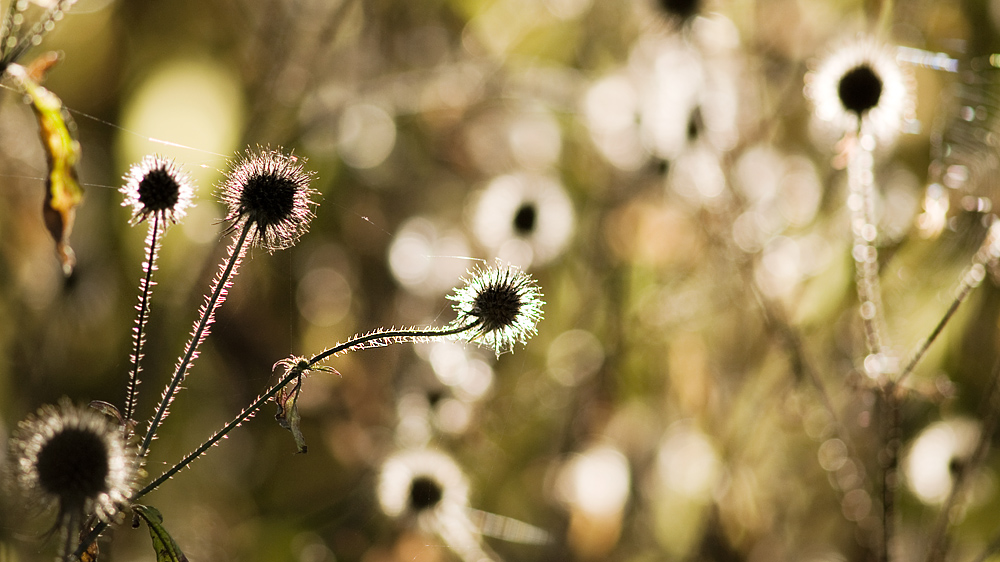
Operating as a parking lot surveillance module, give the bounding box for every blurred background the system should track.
[3,0,1000,560]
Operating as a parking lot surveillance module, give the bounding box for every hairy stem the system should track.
[139,221,252,458]
[135,319,480,498]
[125,215,162,427]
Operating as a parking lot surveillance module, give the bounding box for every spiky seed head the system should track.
[8,400,138,521]
[120,155,194,226]
[448,261,544,355]
[219,146,319,252]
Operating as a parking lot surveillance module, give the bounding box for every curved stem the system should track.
[135,319,480,499]
[125,215,161,426]
[307,321,480,366]
[139,222,252,458]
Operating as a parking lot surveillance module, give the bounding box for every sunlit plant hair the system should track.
[8,400,138,559]
[120,155,195,430]
[448,261,544,355]
[138,146,319,460]
[130,262,544,500]
[120,154,194,226]
[219,146,319,252]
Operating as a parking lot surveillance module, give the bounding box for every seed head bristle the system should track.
[219,146,319,252]
[8,399,138,521]
[448,261,544,355]
[121,155,194,226]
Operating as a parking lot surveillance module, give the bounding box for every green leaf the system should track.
[132,505,189,562]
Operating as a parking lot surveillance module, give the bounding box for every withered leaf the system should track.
[8,58,83,276]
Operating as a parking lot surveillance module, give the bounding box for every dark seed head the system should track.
[838,64,882,115]
[35,428,109,508]
[121,155,194,225]
[220,147,319,251]
[10,401,137,521]
[472,282,522,335]
[449,263,544,355]
[408,476,444,511]
[238,172,298,230]
[137,168,181,214]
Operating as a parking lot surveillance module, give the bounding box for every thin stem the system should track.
[125,215,162,427]
[307,321,479,366]
[138,222,252,458]
[897,221,999,386]
[135,319,480,499]
[880,383,901,562]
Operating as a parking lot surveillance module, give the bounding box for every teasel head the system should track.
[219,146,319,252]
[8,400,139,526]
[805,35,914,145]
[448,261,544,355]
[120,155,194,226]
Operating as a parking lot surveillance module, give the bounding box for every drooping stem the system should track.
[135,319,480,499]
[139,221,252,458]
[124,214,162,428]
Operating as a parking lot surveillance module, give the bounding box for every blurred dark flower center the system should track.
[658,0,699,19]
[687,106,703,142]
[240,173,297,227]
[838,64,882,115]
[138,168,181,212]
[36,428,109,505]
[513,203,538,235]
[409,476,443,510]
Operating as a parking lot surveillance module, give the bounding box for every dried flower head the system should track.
[219,146,319,251]
[448,261,544,355]
[377,448,470,521]
[8,400,138,521]
[805,36,914,144]
[120,155,194,226]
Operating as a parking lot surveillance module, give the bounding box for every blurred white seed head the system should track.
[805,36,915,146]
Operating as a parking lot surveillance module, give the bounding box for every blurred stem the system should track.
[124,214,162,429]
[880,382,901,562]
[848,133,889,372]
[924,358,1000,562]
[898,221,998,386]
[139,221,252,459]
